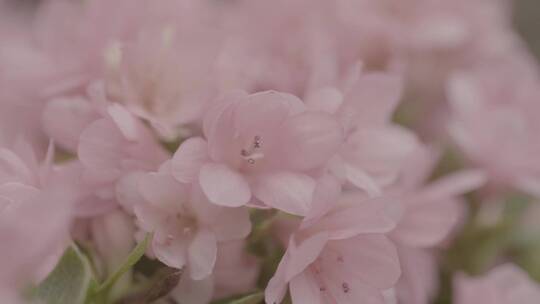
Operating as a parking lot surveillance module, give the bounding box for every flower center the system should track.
[162,215,197,246]
[240,135,264,165]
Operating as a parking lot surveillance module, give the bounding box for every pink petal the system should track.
[343,126,418,187]
[78,118,124,178]
[304,175,342,225]
[420,170,486,201]
[133,204,167,232]
[138,173,189,213]
[202,90,246,139]
[265,254,290,304]
[42,97,97,152]
[107,103,140,141]
[344,164,382,197]
[290,272,322,304]
[391,197,461,248]
[304,195,397,240]
[326,235,401,290]
[253,172,315,216]
[285,233,329,281]
[0,148,33,184]
[207,207,252,241]
[233,91,291,135]
[171,137,209,183]
[395,247,438,304]
[305,87,344,114]
[199,163,251,207]
[188,229,217,280]
[152,237,187,270]
[339,73,403,128]
[170,275,214,304]
[0,183,40,203]
[115,171,147,212]
[281,112,344,171]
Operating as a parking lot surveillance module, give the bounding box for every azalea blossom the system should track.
[266,177,400,304]
[455,264,540,304]
[129,166,251,280]
[172,90,344,215]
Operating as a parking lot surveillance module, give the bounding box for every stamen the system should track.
[240,135,264,164]
[342,282,350,293]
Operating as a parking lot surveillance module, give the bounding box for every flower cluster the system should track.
[1,0,540,304]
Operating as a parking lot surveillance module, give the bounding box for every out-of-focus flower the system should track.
[447,62,540,197]
[78,102,168,183]
[172,91,343,214]
[131,167,251,280]
[90,208,135,275]
[266,177,400,304]
[306,69,419,195]
[455,264,540,304]
[0,185,74,301]
[213,240,260,299]
[387,146,486,304]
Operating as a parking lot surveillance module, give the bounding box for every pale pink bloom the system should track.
[103,24,221,139]
[167,239,260,304]
[266,178,400,304]
[306,69,419,195]
[447,62,540,197]
[455,264,540,304]
[90,208,136,276]
[0,185,73,298]
[213,240,260,299]
[387,146,486,304]
[171,90,344,215]
[78,102,168,183]
[170,274,214,304]
[132,168,251,280]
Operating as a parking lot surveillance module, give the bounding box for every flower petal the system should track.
[138,172,189,213]
[188,229,217,280]
[253,172,315,216]
[171,137,209,183]
[170,274,214,304]
[281,112,344,171]
[290,272,322,304]
[286,233,329,281]
[199,163,251,207]
[326,235,401,290]
[42,97,98,152]
[78,118,124,179]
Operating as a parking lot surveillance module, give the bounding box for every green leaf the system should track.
[32,244,94,304]
[95,233,151,295]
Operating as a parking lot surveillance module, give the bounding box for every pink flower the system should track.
[213,240,260,299]
[103,24,221,139]
[78,102,168,183]
[265,177,400,304]
[132,167,251,280]
[0,185,73,298]
[447,62,540,197]
[387,146,486,304]
[455,264,540,304]
[306,69,419,195]
[167,239,260,304]
[172,91,344,215]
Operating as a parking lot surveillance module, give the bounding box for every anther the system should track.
[342,282,350,293]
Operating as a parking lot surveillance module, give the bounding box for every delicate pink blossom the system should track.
[266,178,400,304]
[455,264,540,304]
[172,91,344,214]
[131,167,251,280]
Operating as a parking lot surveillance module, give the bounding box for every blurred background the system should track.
[514,0,540,61]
